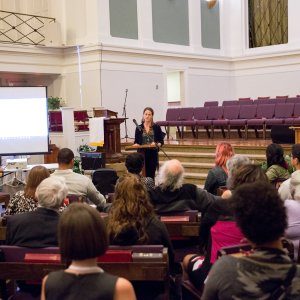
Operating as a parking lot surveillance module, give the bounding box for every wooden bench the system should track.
[0,245,169,299]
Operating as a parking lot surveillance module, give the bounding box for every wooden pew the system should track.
[0,245,170,299]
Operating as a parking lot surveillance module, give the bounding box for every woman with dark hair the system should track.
[202,182,300,299]
[204,142,234,195]
[183,164,269,290]
[5,165,50,215]
[265,143,290,185]
[133,107,165,179]
[41,202,136,300]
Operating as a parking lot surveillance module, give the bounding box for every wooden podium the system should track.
[290,127,300,144]
[125,144,157,176]
[93,108,126,163]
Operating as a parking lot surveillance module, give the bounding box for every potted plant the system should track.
[47,96,62,110]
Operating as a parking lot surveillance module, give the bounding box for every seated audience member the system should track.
[184,165,269,289]
[125,152,155,190]
[204,142,234,195]
[6,176,67,247]
[202,182,300,300]
[264,143,290,187]
[149,159,216,214]
[107,174,175,266]
[51,148,107,211]
[279,143,300,201]
[41,202,136,300]
[5,165,50,215]
[225,154,250,192]
[285,170,300,260]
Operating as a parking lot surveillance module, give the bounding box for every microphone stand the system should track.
[122,89,129,142]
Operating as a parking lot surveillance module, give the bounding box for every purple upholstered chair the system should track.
[213,105,240,139]
[222,100,239,106]
[178,107,195,138]
[238,99,253,105]
[196,106,223,138]
[285,103,300,126]
[204,101,219,107]
[274,98,287,104]
[229,105,257,139]
[247,104,275,139]
[265,103,294,126]
[156,108,181,139]
[194,107,209,138]
[286,97,300,104]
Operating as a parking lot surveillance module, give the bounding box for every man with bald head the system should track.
[149,159,216,214]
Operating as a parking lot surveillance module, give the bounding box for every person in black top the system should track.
[41,202,136,300]
[133,107,165,179]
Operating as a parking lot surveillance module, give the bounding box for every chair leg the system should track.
[192,126,196,138]
[245,125,248,140]
[211,125,215,139]
[166,126,169,139]
[228,125,231,139]
[254,128,259,138]
[221,127,226,138]
[237,128,242,138]
[196,126,199,139]
[205,127,210,138]
[181,126,184,139]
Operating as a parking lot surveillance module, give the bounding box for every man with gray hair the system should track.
[149,159,216,214]
[6,176,68,247]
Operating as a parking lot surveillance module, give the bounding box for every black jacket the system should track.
[149,183,217,215]
[6,207,59,248]
[134,123,165,145]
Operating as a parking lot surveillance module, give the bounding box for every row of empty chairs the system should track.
[49,110,89,132]
[157,101,300,139]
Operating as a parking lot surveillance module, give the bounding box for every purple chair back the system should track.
[286,97,300,104]
[254,98,270,104]
[256,104,275,118]
[207,106,223,120]
[275,98,287,104]
[193,107,209,120]
[238,105,257,119]
[204,101,218,107]
[166,108,180,121]
[222,105,240,119]
[0,246,60,262]
[179,107,194,121]
[274,103,294,118]
[222,100,239,106]
[239,99,253,105]
[293,103,300,118]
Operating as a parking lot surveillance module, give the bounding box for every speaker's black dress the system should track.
[134,123,165,179]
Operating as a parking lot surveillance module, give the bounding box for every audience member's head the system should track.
[230,182,287,246]
[107,173,154,244]
[289,170,300,200]
[156,159,184,191]
[57,148,74,167]
[59,202,108,261]
[291,144,300,169]
[266,143,287,169]
[24,166,50,199]
[228,164,268,191]
[215,142,234,172]
[226,154,250,189]
[125,153,144,175]
[35,177,68,210]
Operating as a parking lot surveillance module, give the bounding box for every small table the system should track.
[289,127,300,143]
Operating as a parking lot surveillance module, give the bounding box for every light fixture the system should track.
[206,0,217,9]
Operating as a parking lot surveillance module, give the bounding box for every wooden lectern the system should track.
[290,127,300,144]
[93,108,126,163]
[125,144,157,176]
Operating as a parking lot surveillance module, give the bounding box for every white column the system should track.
[288,0,300,48]
[61,107,76,153]
[137,0,153,48]
[188,0,202,53]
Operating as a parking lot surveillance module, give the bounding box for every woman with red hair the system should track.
[204,142,234,195]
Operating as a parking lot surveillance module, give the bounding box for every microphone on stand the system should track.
[133,119,142,132]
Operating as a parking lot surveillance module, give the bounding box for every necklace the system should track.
[67,264,103,274]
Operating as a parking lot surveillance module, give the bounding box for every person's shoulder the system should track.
[114,277,136,300]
